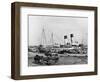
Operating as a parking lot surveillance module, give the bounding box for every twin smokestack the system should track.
[64,34,74,45]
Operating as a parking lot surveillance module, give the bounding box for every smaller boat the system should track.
[34,52,59,65]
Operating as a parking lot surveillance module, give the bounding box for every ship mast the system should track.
[51,32,54,46]
[40,28,47,46]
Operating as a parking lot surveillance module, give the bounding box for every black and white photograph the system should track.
[28,15,88,66]
[11,2,97,79]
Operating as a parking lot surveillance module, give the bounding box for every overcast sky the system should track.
[28,15,88,46]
